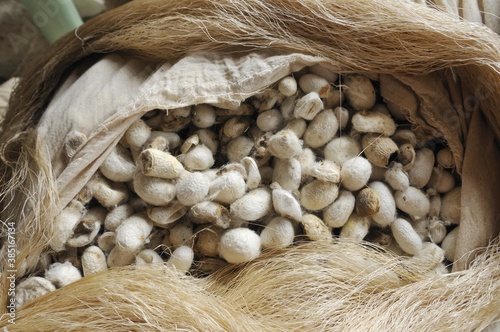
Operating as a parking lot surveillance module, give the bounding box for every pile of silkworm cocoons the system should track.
[17,66,462,307]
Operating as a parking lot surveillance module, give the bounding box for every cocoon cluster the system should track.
[32,65,461,307]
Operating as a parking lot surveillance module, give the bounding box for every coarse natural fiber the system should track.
[2,240,499,331]
[1,0,499,330]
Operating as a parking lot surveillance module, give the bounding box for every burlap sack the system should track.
[0,0,499,330]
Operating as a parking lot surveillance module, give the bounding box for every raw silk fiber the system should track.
[0,0,499,331]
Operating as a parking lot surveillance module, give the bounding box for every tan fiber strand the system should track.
[1,240,498,331]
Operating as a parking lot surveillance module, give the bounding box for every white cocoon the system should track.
[219,228,261,264]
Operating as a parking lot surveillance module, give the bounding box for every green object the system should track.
[21,0,83,44]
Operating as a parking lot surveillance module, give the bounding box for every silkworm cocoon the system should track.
[148,201,188,227]
[105,204,134,231]
[324,136,362,166]
[340,156,372,191]
[115,213,154,254]
[391,129,417,147]
[391,218,423,255]
[64,130,87,159]
[308,64,338,82]
[323,88,345,109]
[307,160,341,183]
[223,116,251,139]
[194,129,218,155]
[91,175,129,208]
[209,170,246,204]
[395,187,431,220]
[283,118,307,138]
[352,111,397,136]
[135,249,164,266]
[271,183,303,221]
[362,134,399,168]
[169,219,194,248]
[167,246,194,272]
[428,218,447,244]
[300,180,339,211]
[440,187,461,224]
[138,148,184,179]
[398,143,416,171]
[441,226,458,261]
[303,109,339,148]
[323,190,355,228]
[294,92,324,120]
[15,277,55,309]
[67,207,106,247]
[355,188,381,217]
[242,157,261,189]
[230,188,272,221]
[219,228,261,264]
[81,245,107,276]
[192,104,216,128]
[437,147,455,168]
[176,172,210,206]
[180,134,200,155]
[97,231,116,252]
[218,162,247,178]
[149,131,181,150]
[428,194,442,218]
[298,74,331,98]
[368,181,397,226]
[260,217,295,249]
[333,106,349,129]
[182,144,215,171]
[226,136,254,163]
[408,148,435,188]
[45,261,82,288]
[124,119,151,148]
[384,162,409,191]
[107,245,135,267]
[195,226,224,257]
[133,173,176,206]
[300,214,332,242]
[427,167,456,193]
[49,200,86,252]
[342,74,376,111]
[256,109,285,133]
[339,213,370,242]
[272,158,301,192]
[99,144,136,182]
[278,76,297,97]
[189,201,230,229]
[267,129,302,159]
